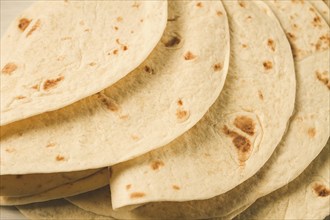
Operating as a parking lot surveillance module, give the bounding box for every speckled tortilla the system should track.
[0,1,167,126]
[1,168,108,206]
[235,141,330,220]
[310,0,330,24]
[0,169,100,197]
[110,0,296,210]
[18,199,114,220]
[0,0,230,175]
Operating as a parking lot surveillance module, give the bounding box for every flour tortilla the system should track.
[110,0,296,209]
[0,0,167,126]
[18,199,114,220]
[0,0,230,175]
[323,0,330,7]
[310,0,330,24]
[0,168,99,197]
[0,168,108,206]
[235,141,330,220]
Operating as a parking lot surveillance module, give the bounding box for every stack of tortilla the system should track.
[0,0,329,219]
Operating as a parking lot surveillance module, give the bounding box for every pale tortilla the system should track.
[0,0,167,125]
[0,0,230,175]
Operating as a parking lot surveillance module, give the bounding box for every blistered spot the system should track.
[287,32,296,41]
[164,36,181,47]
[56,155,65,161]
[315,71,330,89]
[307,128,316,138]
[5,148,16,153]
[176,109,190,122]
[130,192,145,199]
[216,11,223,16]
[313,183,330,197]
[126,184,132,190]
[151,160,164,170]
[184,51,196,60]
[15,96,26,100]
[232,136,251,153]
[267,39,276,51]
[234,116,255,136]
[196,2,203,7]
[258,90,264,100]
[116,17,123,22]
[2,63,17,75]
[238,1,246,8]
[263,61,273,70]
[46,142,56,148]
[26,19,40,37]
[144,66,155,74]
[43,76,64,90]
[18,18,31,31]
[213,63,223,72]
[172,185,180,190]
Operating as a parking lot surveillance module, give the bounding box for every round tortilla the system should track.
[0,0,167,125]
[0,0,230,175]
[109,0,296,209]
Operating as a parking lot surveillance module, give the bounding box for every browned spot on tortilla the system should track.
[84,29,91,32]
[234,116,255,136]
[2,63,17,75]
[258,90,264,100]
[307,128,316,138]
[177,99,183,106]
[26,19,40,37]
[263,61,273,70]
[79,20,85,25]
[291,0,305,3]
[213,63,223,72]
[56,155,65,161]
[184,51,196,60]
[100,97,119,112]
[176,109,190,122]
[113,49,118,55]
[131,135,140,141]
[238,1,246,8]
[117,17,123,22]
[131,2,140,8]
[122,45,128,51]
[222,125,240,138]
[313,183,330,197]
[196,2,203,7]
[5,148,16,153]
[167,16,180,22]
[43,76,64,90]
[16,175,23,179]
[216,11,223,16]
[126,184,132,190]
[242,44,248,48]
[46,142,56,148]
[233,135,251,153]
[119,114,130,120]
[292,23,298,29]
[267,39,276,51]
[130,192,145,199]
[144,66,155,74]
[31,84,39,90]
[287,32,296,41]
[246,16,252,19]
[312,16,322,27]
[18,18,31,31]
[89,62,96,66]
[15,95,26,100]
[151,160,164,170]
[309,7,316,12]
[140,19,144,23]
[61,37,72,41]
[172,185,180,190]
[164,36,181,47]
[316,71,330,89]
[114,26,119,31]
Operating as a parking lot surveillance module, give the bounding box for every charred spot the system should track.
[43,76,64,90]
[2,63,17,75]
[315,71,330,89]
[184,51,196,60]
[216,11,223,16]
[176,109,190,122]
[151,160,164,170]
[18,18,31,31]
[144,65,155,74]
[313,183,330,197]
[130,192,145,199]
[164,36,181,48]
[26,19,41,37]
[234,116,255,136]
[196,2,203,7]
[267,39,276,52]
[172,185,180,190]
[213,63,223,72]
[307,128,316,138]
[126,184,132,190]
[56,155,65,161]
[233,135,251,153]
[263,61,273,70]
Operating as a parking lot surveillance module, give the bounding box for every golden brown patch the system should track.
[5,148,16,153]
[43,76,64,90]
[15,95,26,100]
[114,26,119,31]
[222,125,240,138]
[267,39,276,52]
[172,185,180,190]
[117,17,123,22]
[286,32,296,41]
[46,142,56,148]
[216,11,223,16]
[18,18,31,31]
[234,116,255,136]
[126,184,132,190]
[176,109,190,122]
[144,65,155,74]
[31,84,39,90]
[196,2,203,7]
[167,16,180,22]
[307,128,316,138]
[238,1,246,8]
[56,155,65,161]
[313,183,330,197]
[26,19,41,37]
[213,63,223,72]
[119,114,130,120]
[140,19,144,23]
[164,36,181,47]
[263,61,273,70]
[84,29,91,32]
[89,62,96,66]
[232,136,251,153]
[100,97,119,112]
[151,160,165,170]
[242,44,248,48]
[113,49,118,55]
[315,71,330,89]
[122,45,128,51]
[177,99,183,106]
[130,192,145,199]
[258,90,264,100]
[312,16,322,27]
[2,63,17,75]
[184,51,196,60]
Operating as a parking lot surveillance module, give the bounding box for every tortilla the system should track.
[109,0,296,209]
[0,0,230,175]
[310,0,330,24]
[1,168,108,206]
[0,0,167,125]
[18,199,114,220]
[0,168,99,197]
[235,141,330,220]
